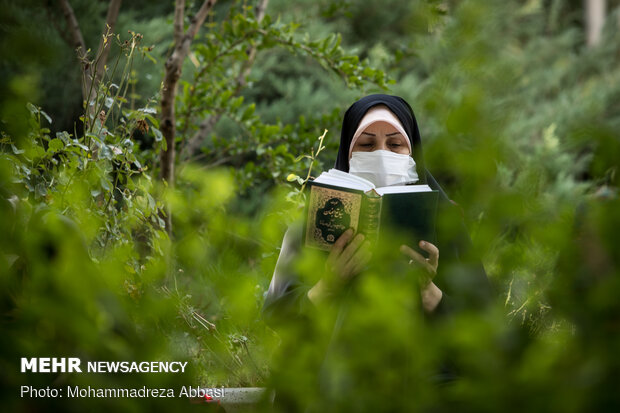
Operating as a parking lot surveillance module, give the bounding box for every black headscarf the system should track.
[262,95,492,326]
[332,94,493,311]
[335,94,449,201]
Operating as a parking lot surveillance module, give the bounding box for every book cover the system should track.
[303,176,439,251]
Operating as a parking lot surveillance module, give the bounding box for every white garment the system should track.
[349,150,419,187]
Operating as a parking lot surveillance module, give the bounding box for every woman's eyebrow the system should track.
[361,131,376,136]
[386,132,402,136]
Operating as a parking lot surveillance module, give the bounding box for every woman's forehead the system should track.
[360,121,403,135]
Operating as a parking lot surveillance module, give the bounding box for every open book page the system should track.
[313,169,375,191]
[375,185,432,195]
[313,170,432,195]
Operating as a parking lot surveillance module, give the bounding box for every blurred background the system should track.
[1,0,618,411]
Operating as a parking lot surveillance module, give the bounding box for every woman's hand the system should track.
[308,228,371,305]
[400,240,443,314]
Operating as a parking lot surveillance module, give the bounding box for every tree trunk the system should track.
[585,0,606,47]
[56,0,123,127]
[57,0,88,100]
[159,0,218,234]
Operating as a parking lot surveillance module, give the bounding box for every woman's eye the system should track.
[359,143,373,147]
[389,143,402,147]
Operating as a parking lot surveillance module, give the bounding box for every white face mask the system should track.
[349,150,419,187]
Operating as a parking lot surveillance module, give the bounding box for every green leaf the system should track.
[143,115,159,128]
[122,139,134,150]
[56,131,71,143]
[241,104,255,121]
[230,96,244,110]
[72,140,89,151]
[26,102,38,115]
[152,127,163,142]
[11,144,24,155]
[100,177,111,191]
[40,110,52,125]
[48,139,64,153]
[35,183,47,198]
[99,144,113,160]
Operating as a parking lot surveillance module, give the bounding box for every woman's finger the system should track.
[400,244,434,274]
[327,228,354,267]
[400,244,426,264]
[339,233,366,266]
[343,241,372,280]
[418,240,439,268]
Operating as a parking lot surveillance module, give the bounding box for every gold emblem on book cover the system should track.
[305,186,362,250]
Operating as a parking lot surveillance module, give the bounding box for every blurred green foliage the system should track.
[1,0,619,411]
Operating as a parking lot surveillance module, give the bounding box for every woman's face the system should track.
[350,121,410,156]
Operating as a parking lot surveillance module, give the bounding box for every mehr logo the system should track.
[21,358,82,373]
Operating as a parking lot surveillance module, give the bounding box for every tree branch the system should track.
[585,0,606,48]
[57,0,87,59]
[57,0,93,117]
[186,0,216,41]
[183,115,219,158]
[46,1,72,46]
[159,0,218,234]
[56,0,123,126]
[254,0,269,23]
[94,0,123,85]
[173,0,185,44]
[183,0,269,158]
[236,0,269,87]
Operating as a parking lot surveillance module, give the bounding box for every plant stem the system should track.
[300,128,327,193]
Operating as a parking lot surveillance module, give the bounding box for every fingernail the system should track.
[419,241,425,247]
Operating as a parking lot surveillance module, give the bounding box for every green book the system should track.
[303,169,439,251]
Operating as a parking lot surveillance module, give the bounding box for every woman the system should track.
[263,94,491,322]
